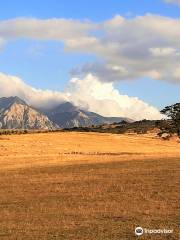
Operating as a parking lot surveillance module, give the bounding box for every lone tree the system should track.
[160,103,180,137]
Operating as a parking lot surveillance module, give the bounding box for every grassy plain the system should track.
[0,132,179,239]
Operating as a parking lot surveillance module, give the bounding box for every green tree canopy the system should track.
[160,103,180,136]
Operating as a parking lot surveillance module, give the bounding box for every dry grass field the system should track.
[0,132,179,239]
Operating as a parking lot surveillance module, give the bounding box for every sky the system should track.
[0,0,180,120]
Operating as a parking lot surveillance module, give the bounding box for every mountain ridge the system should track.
[0,96,133,129]
[42,101,133,128]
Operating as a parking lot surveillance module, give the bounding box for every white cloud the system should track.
[0,72,162,120]
[1,15,180,83]
[165,0,180,5]
[67,74,163,120]
[103,15,124,28]
[0,15,178,120]
[0,18,94,41]
[0,73,67,108]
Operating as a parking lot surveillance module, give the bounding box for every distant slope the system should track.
[44,102,133,128]
[0,97,57,130]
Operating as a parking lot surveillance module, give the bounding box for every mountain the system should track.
[0,97,133,130]
[0,97,57,130]
[44,102,132,128]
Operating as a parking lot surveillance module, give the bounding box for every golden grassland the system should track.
[0,132,179,239]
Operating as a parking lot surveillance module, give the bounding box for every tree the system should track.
[160,103,180,137]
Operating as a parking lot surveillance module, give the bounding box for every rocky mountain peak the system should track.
[0,96,57,130]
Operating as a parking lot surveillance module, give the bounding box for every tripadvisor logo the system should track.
[135,226,173,236]
[135,227,143,236]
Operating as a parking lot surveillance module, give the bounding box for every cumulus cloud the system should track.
[164,0,180,5]
[0,73,67,108]
[0,72,162,120]
[68,74,163,120]
[0,18,95,41]
[71,63,130,82]
[0,15,180,83]
[69,14,180,83]
[0,15,177,120]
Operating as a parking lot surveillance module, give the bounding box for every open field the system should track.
[0,132,179,239]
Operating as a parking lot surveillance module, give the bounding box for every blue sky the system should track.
[1,0,180,20]
[0,0,180,118]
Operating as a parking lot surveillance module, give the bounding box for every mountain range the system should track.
[0,96,132,130]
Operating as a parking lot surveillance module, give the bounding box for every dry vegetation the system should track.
[0,132,179,239]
